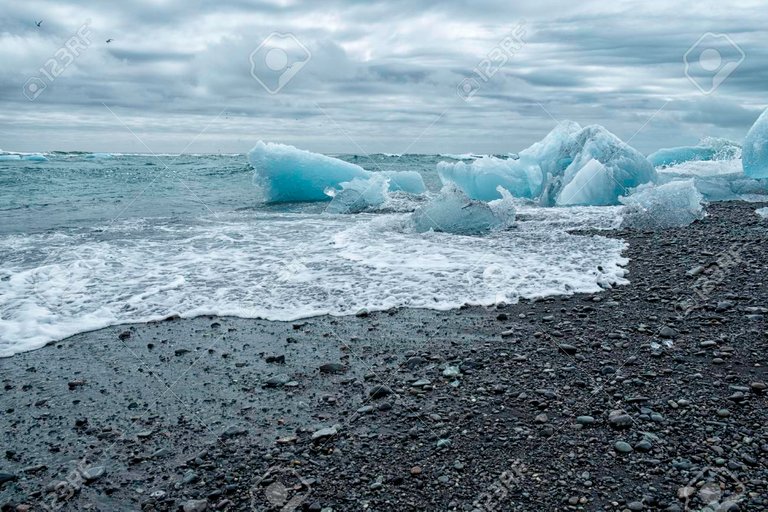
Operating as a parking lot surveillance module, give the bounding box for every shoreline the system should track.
[1,201,767,511]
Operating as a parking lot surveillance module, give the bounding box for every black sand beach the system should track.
[1,201,767,511]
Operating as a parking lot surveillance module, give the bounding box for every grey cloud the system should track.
[0,0,765,153]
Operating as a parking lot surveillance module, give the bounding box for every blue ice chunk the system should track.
[436,157,544,201]
[411,185,514,235]
[554,125,656,206]
[756,207,768,219]
[248,141,426,202]
[436,121,655,206]
[0,154,21,161]
[619,180,705,229]
[381,171,426,194]
[743,108,768,179]
[648,138,741,168]
[325,175,390,214]
[21,153,48,161]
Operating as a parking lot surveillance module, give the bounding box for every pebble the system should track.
[368,385,393,399]
[576,415,595,425]
[608,411,633,429]
[614,441,633,454]
[557,344,578,355]
[319,363,347,374]
[716,408,731,418]
[263,374,291,388]
[182,499,208,512]
[659,326,679,338]
[410,466,422,475]
[534,413,548,423]
[312,425,339,441]
[436,439,452,449]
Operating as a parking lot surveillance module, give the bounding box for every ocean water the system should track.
[0,153,628,357]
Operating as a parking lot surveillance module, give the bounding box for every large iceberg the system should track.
[437,121,656,206]
[743,108,768,179]
[648,138,741,168]
[411,185,515,235]
[620,180,705,229]
[248,141,426,203]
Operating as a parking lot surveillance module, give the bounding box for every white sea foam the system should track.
[0,207,627,357]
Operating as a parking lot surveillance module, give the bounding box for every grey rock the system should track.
[182,499,208,512]
[368,385,393,399]
[263,374,291,388]
[80,466,106,482]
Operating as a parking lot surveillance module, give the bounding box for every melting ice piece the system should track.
[248,141,426,202]
[0,154,21,161]
[619,180,705,229]
[656,159,768,201]
[411,185,515,235]
[757,207,768,219]
[21,153,48,161]
[325,174,390,214]
[554,125,656,206]
[436,121,655,206]
[437,157,544,201]
[743,108,768,179]
[648,138,741,168]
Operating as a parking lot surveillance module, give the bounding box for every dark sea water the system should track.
[0,153,626,357]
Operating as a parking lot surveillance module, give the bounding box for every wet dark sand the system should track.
[1,202,767,511]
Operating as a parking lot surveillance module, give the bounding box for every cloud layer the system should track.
[1,0,766,154]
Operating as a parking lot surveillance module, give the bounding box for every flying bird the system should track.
[106,38,114,44]
[35,20,43,27]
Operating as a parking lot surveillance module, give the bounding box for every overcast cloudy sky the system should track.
[0,0,766,154]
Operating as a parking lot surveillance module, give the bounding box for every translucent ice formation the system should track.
[325,175,390,214]
[757,207,768,219]
[743,108,768,179]
[437,157,544,201]
[620,180,705,229]
[411,185,515,235]
[648,138,741,168]
[21,153,48,162]
[437,122,655,206]
[656,158,768,201]
[0,154,21,161]
[248,141,426,202]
